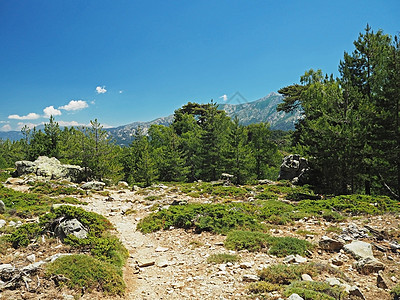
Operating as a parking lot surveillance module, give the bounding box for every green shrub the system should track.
[225,230,271,252]
[207,253,240,264]
[45,254,125,295]
[283,281,346,300]
[268,236,312,257]
[8,223,41,248]
[225,230,312,256]
[144,195,162,201]
[29,181,85,196]
[137,203,263,234]
[247,281,280,294]
[391,284,400,299]
[48,205,113,236]
[258,263,319,285]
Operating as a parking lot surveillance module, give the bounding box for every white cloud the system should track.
[8,112,41,120]
[43,106,62,118]
[59,100,89,111]
[96,86,107,94]
[91,99,96,105]
[0,124,12,131]
[119,90,123,94]
[219,94,228,101]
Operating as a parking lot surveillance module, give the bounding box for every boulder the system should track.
[81,181,105,191]
[242,274,259,282]
[278,154,309,185]
[319,236,344,252]
[0,264,15,281]
[355,257,385,275]
[344,240,374,259]
[14,156,85,183]
[0,200,5,214]
[55,218,88,241]
[288,294,304,300]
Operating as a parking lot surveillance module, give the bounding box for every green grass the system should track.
[224,230,313,256]
[45,254,125,295]
[207,253,240,264]
[391,284,400,299]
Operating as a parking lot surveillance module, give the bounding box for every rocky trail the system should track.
[1,180,400,300]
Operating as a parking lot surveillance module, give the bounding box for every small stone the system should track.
[26,254,36,263]
[325,277,341,286]
[242,274,259,282]
[294,255,307,263]
[301,274,313,281]
[348,286,366,300]
[391,276,397,282]
[377,271,389,289]
[0,220,6,228]
[239,262,253,269]
[0,200,5,214]
[283,255,295,264]
[155,246,169,252]
[137,259,155,267]
[288,294,304,300]
[156,258,169,268]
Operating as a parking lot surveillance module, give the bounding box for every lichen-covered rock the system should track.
[14,156,85,183]
[55,218,88,241]
[344,240,374,259]
[355,257,385,275]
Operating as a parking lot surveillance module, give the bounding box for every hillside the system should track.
[0,93,300,145]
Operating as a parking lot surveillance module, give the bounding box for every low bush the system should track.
[137,203,263,234]
[247,281,280,294]
[268,236,312,257]
[225,230,312,256]
[8,223,41,248]
[224,230,270,252]
[391,284,400,299]
[258,263,319,285]
[45,254,125,295]
[29,181,85,196]
[207,253,239,264]
[283,281,346,300]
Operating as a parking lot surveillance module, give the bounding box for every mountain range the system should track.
[0,93,300,145]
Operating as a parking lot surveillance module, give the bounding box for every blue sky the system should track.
[0,0,399,131]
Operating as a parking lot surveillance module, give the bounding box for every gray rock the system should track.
[81,181,105,191]
[0,264,15,281]
[288,294,304,300]
[325,277,341,286]
[344,240,374,259]
[0,200,5,214]
[21,261,45,273]
[278,154,309,185]
[14,156,85,182]
[0,219,6,228]
[294,255,307,263]
[137,258,155,267]
[301,274,313,281]
[242,274,259,282]
[283,255,296,264]
[355,257,385,275]
[26,254,36,263]
[55,218,88,240]
[319,236,344,252]
[117,181,129,188]
[377,270,389,289]
[347,286,366,300]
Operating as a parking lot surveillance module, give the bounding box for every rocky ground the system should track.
[1,182,400,300]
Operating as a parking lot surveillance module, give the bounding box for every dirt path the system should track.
[81,189,255,300]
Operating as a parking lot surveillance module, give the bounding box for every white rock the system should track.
[239,262,253,269]
[26,254,36,263]
[343,240,374,259]
[288,294,304,300]
[301,274,313,281]
[0,220,6,228]
[155,246,169,252]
